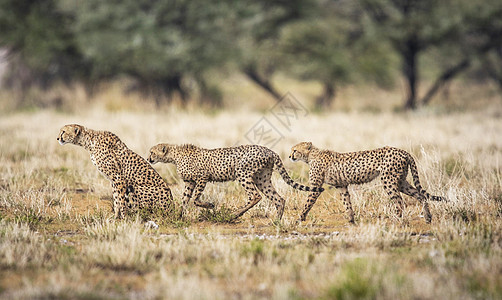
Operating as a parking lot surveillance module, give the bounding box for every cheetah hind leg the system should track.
[125,185,136,209]
[339,187,355,224]
[129,185,175,217]
[254,170,285,221]
[382,181,406,222]
[231,176,262,220]
[399,180,432,223]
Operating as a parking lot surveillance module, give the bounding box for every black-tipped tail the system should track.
[273,154,324,193]
[427,194,447,202]
[407,153,446,202]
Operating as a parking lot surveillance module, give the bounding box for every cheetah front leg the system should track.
[112,183,127,219]
[299,191,321,222]
[298,172,324,222]
[181,181,196,214]
[190,180,215,209]
[94,152,128,218]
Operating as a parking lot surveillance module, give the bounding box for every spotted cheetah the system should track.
[148,144,324,220]
[57,124,174,218]
[289,142,445,223]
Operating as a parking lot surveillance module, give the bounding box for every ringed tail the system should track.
[407,154,446,201]
[273,155,324,193]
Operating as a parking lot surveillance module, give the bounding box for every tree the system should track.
[360,0,466,109]
[459,1,502,92]
[234,0,318,101]
[0,0,89,99]
[419,0,502,105]
[69,0,239,106]
[479,46,502,90]
[280,0,394,108]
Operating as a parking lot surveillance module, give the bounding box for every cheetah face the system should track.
[289,142,312,163]
[57,124,82,145]
[148,144,169,164]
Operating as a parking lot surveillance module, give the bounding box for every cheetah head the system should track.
[148,144,173,164]
[57,124,83,145]
[289,142,312,163]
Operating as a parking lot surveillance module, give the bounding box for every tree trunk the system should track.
[484,47,502,90]
[242,66,282,101]
[420,59,471,105]
[420,39,502,104]
[196,76,223,107]
[150,75,187,107]
[315,81,335,109]
[127,72,188,106]
[165,75,187,100]
[402,40,419,110]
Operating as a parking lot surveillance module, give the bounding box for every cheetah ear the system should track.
[306,142,312,150]
[74,126,80,136]
[161,145,167,154]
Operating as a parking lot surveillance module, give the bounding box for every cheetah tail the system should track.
[408,154,447,202]
[273,155,324,193]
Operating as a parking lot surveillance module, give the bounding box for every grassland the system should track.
[0,81,501,299]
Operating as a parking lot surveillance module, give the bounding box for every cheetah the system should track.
[289,142,445,223]
[57,124,174,218]
[148,144,324,220]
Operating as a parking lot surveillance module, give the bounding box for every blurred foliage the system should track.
[235,0,318,100]
[0,0,90,91]
[0,0,501,109]
[280,1,396,108]
[68,0,240,105]
[360,0,502,109]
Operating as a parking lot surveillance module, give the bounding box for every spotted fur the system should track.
[57,124,174,218]
[148,144,323,220]
[290,142,445,223]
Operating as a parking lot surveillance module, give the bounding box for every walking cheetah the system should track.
[148,144,323,220]
[57,124,174,218]
[289,142,445,223]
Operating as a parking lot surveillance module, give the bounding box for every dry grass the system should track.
[0,86,501,298]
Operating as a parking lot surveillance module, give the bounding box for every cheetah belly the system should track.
[329,161,381,186]
[343,159,381,184]
[205,156,237,182]
[349,169,380,185]
[208,166,236,182]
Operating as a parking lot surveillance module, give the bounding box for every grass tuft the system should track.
[198,204,235,223]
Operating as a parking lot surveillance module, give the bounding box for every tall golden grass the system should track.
[0,80,501,298]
